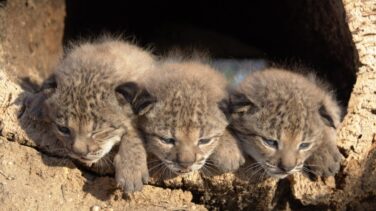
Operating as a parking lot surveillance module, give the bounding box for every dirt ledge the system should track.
[0,138,205,210]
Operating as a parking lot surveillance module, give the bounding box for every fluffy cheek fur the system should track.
[239,134,319,175]
[238,135,272,164]
[52,123,123,165]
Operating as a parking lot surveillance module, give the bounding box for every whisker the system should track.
[303,167,319,177]
[304,163,320,167]
[245,162,262,174]
[148,162,165,173]
[248,166,264,181]
[201,166,213,177]
[147,159,161,164]
[161,165,168,180]
[246,162,262,168]
[202,163,217,176]
[157,166,166,182]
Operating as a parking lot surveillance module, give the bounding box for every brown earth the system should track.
[0,138,205,211]
[1,0,376,210]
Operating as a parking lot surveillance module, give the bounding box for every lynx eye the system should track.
[299,143,311,150]
[198,138,212,145]
[57,125,71,135]
[160,137,176,145]
[262,138,278,149]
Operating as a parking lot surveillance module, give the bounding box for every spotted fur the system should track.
[27,38,155,192]
[229,68,343,179]
[117,59,244,183]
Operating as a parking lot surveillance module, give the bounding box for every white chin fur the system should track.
[70,135,121,166]
[271,173,289,179]
[166,162,204,174]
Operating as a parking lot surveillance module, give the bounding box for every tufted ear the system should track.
[115,82,156,115]
[25,75,57,121]
[228,91,259,115]
[218,98,230,118]
[318,94,342,129]
[40,74,57,91]
[319,104,338,129]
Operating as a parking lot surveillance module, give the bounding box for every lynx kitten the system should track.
[228,68,343,179]
[115,59,245,191]
[27,38,154,190]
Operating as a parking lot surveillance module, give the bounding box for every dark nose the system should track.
[176,153,195,169]
[278,162,295,173]
[72,142,88,156]
[177,161,194,169]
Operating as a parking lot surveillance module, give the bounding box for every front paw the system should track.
[320,148,343,177]
[211,152,245,173]
[304,145,343,179]
[114,154,149,193]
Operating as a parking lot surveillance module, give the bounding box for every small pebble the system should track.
[91,205,101,211]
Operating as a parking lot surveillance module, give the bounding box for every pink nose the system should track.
[278,163,295,172]
[72,142,88,156]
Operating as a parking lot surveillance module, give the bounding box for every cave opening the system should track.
[63,0,358,107]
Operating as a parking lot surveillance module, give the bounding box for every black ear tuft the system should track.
[115,82,156,115]
[26,74,57,121]
[115,82,139,104]
[228,91,258,114]
[40,74,57,91]
[319,105,336,129]
[218,98,231,120]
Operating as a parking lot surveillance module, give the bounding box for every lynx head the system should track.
[31,69,133,167]
[27,39,156,166]
[116,61,228,175]
[229,69,341,178]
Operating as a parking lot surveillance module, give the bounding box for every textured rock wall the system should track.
[0,0,64,83]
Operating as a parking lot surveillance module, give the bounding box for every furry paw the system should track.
[304,144,343,179]
[207,130,246,174]
[209,149,245,173]
[114,154,149,193]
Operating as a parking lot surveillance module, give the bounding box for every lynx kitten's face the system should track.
[139,93,227,174]
[30,39,156,167]
[44,75,127,166]
[231,100,325,178]
[230,69,340,178]
[120,61,228,175]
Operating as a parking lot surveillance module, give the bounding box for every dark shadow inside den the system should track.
[63,0,358,108]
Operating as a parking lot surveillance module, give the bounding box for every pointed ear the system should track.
[228,91,259,114]
[319,104,339,129]
[26,75,57,121]
[40,74,57,91]
[115,82,156,115]
[217,98,231,121]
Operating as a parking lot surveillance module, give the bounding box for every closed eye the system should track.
[262,138,278,149]
[198,138,212,145]
[299,142,311,150]
[56,124,71,136]
[159,137,176,145]
[92,128,116,140]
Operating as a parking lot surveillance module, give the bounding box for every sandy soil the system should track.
[0,137,205,211]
